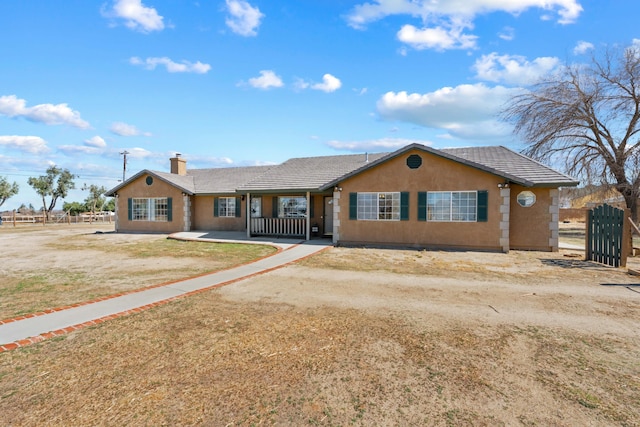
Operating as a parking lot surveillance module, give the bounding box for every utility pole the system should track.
[120,150,129,182]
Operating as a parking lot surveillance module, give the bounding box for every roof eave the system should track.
[104,170,196,196]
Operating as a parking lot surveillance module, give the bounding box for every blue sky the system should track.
[1,0,639,211]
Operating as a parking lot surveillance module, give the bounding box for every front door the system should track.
[323,196,334,236]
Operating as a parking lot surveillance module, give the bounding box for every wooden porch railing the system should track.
[250,217,306,236]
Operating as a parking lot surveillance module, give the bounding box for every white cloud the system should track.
[346,0,583,28]
[0,135,49,154]
[247,70,284,89]
[110,122,152,137]
[58,135,107,154]
[58,144,104,155]
[0,95,90,129]
[126,147,154,158]
[105,0,165,33]
[84,136,107,148]
[573,40,594,55]
[473,53,559,85]
[346,0,582,51]
[293,78,310,91]
[225,0,264,37]
[498,26,515,41]
[397,22,477,51]
[376,83,520,140]
[326,137,432,152]
[311,74,342,93]
[129,57,211,74]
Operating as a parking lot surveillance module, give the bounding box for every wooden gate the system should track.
[586,204,629,267]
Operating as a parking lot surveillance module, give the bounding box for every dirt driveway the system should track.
[1,224,639,425]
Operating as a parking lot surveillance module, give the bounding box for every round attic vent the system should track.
[146,176,154,185]
[406,154,422,169]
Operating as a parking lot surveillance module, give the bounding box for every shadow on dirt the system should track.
[540,258,609,269]
[600,283,640,293]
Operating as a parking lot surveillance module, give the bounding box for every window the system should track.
[250,197,262,218]
[218,197,236,217]
[357,192,400,221]
[131,197,169,222]
[278,196,307,218]
[426,191,477,222]
[517,191,536,207]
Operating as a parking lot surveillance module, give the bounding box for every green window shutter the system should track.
[213,197,219,217]
[127,198,132,221]
[235,197,241,217]
[272,196,279,218]
[167,197,173,222]
[400,192,409,221]
[417,192,427,221]
[310,196,315,218]
[349,193,358,220]
[477,190,488,222]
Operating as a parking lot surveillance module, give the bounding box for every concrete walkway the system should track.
[0,232,331,351]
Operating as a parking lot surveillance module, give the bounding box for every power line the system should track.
[0,170,120,181]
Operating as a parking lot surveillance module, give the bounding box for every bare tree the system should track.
[502,44,640,220]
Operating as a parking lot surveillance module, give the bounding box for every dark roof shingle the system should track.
[106,144,578,197]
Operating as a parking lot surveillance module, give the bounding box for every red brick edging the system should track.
[0,242,330,353]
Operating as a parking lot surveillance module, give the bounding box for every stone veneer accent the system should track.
[549,188,559,251]
[499,188,510,252]
[114,194,120,231]
[183,194,191,231]
[332,190,341,244]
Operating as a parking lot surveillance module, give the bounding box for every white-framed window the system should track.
[357,192,400,221]
[427,191,477,222]
[278,196,307,218]
[218,197,236,217]
[132,197,169,222]
[250,196,262,218]
[517,191,536,207]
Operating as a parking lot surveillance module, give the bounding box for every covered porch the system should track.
[243,190,335,240]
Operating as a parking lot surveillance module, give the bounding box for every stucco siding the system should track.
[192,196,245,231]
[509,185,553,250]
[114,174,185,233]
[335,149,504,250]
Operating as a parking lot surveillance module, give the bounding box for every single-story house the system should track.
[105,143,579,252]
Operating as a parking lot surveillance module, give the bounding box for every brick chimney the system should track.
[170,154,187,175]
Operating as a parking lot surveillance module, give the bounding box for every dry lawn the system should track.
[0,224,275,318]
[1,223,639,426]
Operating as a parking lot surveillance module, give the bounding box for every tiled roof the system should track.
[151,170,196,193]
[438,145,579,187]
[187,166,274,194]
[320,144,578,189]
[106,144,578,197]
[237,153,387,192]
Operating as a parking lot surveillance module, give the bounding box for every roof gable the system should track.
[106,144,578,197]
[323,144,578,188]
[105,169,196,197]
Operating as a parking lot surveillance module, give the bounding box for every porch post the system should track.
[246,192,251,238]
[306,191,311,240]
[182,193,191,231]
